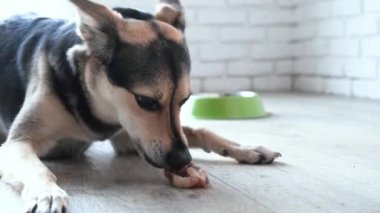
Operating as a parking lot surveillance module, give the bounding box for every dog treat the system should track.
[164,163,209,188]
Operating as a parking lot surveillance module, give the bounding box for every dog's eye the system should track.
[179,96,190,107]
[179,94,191,107]
[134,94,161,111]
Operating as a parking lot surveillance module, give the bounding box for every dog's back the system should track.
[0,15,80,137]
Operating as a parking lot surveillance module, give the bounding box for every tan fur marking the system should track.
[118,20,157,44]
[84,58,119,124]
[156,21,184,43]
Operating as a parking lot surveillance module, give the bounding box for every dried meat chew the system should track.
[164,163,209,188]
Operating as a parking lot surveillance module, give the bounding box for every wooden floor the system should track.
[1,93,380,213]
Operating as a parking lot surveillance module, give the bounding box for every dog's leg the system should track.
[183,126,281,164]
[110,131,137,155]
[0,141,68,213]
[0,91,83,213]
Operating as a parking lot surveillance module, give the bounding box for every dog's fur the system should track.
[0,0,280,212]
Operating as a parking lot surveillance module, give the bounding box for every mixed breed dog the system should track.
[0,0,281,212]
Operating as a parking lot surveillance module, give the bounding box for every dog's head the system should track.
[69,0,191,169]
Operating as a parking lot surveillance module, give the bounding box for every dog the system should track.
[0,0,281,212]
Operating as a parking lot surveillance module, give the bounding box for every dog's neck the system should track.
[66,45,121,139]
[83,64,120,125]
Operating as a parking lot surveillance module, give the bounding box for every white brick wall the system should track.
[325,79,351,96]
[2,0,379,99]
[332,0,361,16]
[364,0,380,12]
[183,0,295,94]
[292,0,380,99]
[346,15,379,36]
[295,77,325,93]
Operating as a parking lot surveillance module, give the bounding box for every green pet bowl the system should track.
[192,91,267,119]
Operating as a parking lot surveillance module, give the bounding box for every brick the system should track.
[253,75,292,91]
[200,44,247,61]
[203,78,251,92]
[295,77,325,92]
[186,27,215,42]
[183,0,226,7]
[184,9,196,24]
[294,23,316,40]
[305,40,329,56]
[344,58,377,78]
[294,59,318,74]
[191,62,226,77]
[295,1,331,21]
[227,61,273,76]
[330,39,360,56]
[276,0,297,7]
[332,0,361,16]
[190,78,202,94]
[267,26,293,42]
[189,43,200,62]
[251,43,293,59]
[318,20,344,37]
[188,44,200,61]
[250,8,294,25]
[220,27,266,42]
[293,6,303,22]
[292,42,306,57]
[317,58,344,77]
[292,0,313,5]
[353,80,380,99]
[346,15,379,36]
[362,37,380,57]
[364,0,380,12]
[198,9,245,24]
[325,79,351,96]
[275,60,294,74]
[227,0,275,6]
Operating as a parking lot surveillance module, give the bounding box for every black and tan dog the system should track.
[0,0,280,212]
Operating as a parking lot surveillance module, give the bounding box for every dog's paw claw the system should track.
[23,185,68,213]
[274,152,282,158]
[26,204,37,213]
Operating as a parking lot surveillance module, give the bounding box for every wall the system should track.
[1,0,380,99]
[293,0,380,99]
[183,0,295,94]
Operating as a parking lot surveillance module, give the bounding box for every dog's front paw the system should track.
[231,146,281,164]
[23,184,68,213]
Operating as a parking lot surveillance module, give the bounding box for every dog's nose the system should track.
[166,147,192,170]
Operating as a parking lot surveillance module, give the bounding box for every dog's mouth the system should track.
[142,153,163,168]
[130,139,165,168]
[131,139,209,188]
[164,162,209,188]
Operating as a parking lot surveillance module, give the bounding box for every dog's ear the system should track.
[155,0,185,32]
[70,0,123,64]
